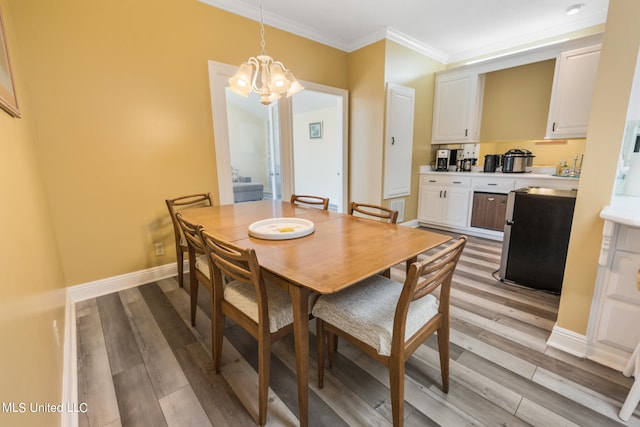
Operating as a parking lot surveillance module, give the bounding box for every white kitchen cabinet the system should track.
[384,84,415,199]
[546,44,601,139]
[432,71,485,144]
[418,175,471,227]
[418,169,582,240]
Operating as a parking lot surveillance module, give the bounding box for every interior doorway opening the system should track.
[208,61,348,211]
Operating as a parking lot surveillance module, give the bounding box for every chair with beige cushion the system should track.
[198,227,316,426]
[313,236,466,427]
[174,212,212,333]
[619,269,640,421]
[166,193,212,288]
[348,201,398,224]
[290,194,329,210]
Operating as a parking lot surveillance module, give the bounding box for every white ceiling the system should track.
[200,0,609,64]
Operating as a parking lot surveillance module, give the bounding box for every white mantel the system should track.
[600,196,640,227]
[581,197,640,371]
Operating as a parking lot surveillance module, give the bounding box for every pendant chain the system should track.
[260,3,266,55]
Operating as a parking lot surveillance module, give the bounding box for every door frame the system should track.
[208,60,349,209]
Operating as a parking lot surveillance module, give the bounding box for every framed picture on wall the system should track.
[309,121,322,139]
[0,7,19,118]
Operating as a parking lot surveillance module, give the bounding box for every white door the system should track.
[384,84,415,199]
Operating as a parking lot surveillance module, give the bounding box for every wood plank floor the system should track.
[76,231,640,426]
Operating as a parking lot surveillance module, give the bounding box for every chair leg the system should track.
[389,356,405,427]
[437,326,450,393]
[620,344,640,421]
[257,339,271,426]
[619,377,640,421]
[316,319,325,388]
[213,310,225,373]
[190,276,198,327]
[327,332,336,369]
[177,248,185,288]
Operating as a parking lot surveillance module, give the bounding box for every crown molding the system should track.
[199,0,606,64]
[384,27,449,63]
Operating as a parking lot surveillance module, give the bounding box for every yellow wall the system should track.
[384,40,444,220]
[478,140,586,168]
[348,41,386,203]
[477,59,587,168]
[7,0,348,286]
[0,1,66,425]
[481,60,555,141]
[558,0,640,334]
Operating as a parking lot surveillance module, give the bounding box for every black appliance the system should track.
[498,187,577,293]
[483,154,499,172]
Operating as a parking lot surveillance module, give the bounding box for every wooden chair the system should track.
[619,269,640,421]
[290,194,329,210]
[349,201,399,224]
[313,236,466,427]
[174,212,212,332]
[165,193,212,288]
[199,228,315,426]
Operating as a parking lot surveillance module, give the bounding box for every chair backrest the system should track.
[166,193,212,246]
[198,227,269,324]
[175,212,205,253]
[393,236,467,346]
[290,194,329,210]
[349,201,398,224]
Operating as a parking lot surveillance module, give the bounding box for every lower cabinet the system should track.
[417,170,579,240]
[470,192,507,231]
[418,176,470,228]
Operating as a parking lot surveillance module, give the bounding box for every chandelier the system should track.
[228,2,304,105]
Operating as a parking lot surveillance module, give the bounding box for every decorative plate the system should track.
[248,218,315,240]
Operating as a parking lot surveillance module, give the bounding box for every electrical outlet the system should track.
[154,243,165,257]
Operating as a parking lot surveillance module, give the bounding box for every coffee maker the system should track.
[436,149,450,171]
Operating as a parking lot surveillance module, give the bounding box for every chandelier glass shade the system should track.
[228,4,303,105]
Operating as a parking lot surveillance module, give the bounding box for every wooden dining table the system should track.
[180,199,451,426]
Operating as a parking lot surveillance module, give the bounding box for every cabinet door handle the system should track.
[391,136,395,145]
[552,122,556,132]
[439,190,442,198]
[488,197,495,202]
[443,190,447,198]
[465,129,468,137]
[428,180,436,183]
[488,183,497,186]
[453,181,462,184]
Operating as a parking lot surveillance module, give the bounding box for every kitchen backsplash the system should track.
[436,139,586,167]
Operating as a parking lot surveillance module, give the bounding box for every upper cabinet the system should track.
[546,44,602,139]
[431,71,485,144]
[430,35,603,144]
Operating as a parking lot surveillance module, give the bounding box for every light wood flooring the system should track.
[76,231,640,426]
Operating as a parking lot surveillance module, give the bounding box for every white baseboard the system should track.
[62,262,180,427]
[546,323,588,358]
[401,219,420,228]
[67,262,179,303]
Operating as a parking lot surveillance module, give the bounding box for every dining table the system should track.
[180,199,451,426]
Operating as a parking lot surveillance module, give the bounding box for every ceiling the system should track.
[200,0,609,64]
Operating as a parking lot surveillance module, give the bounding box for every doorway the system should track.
[208,61,348,211]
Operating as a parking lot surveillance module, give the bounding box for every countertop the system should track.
[600,196,640,227]
[419,165,580,180]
